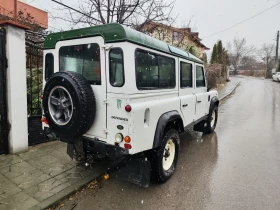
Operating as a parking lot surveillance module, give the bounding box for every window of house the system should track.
[109,48,125,87]
[135,50,175,90]
[59,43,101,85]
[196,66,206,87]
[45,53,54,81]
[180,62,193,88]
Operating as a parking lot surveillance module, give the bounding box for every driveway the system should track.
[57,77,280,210]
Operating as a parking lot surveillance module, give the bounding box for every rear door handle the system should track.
[182,104,188,107]
[197,100,201,103]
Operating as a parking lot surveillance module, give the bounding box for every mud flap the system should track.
[67,143,74,159]
[116,156,151,188]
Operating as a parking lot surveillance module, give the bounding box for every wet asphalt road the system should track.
[59,77,280,210]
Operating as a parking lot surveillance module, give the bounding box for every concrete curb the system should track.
[219,81,241,102]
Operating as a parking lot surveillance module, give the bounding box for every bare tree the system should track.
[227,38,255,75]
[51,0,175,31]
[259,43,275,78]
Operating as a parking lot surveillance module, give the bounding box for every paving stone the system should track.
[0,161,36,179]
[0,180,21,201]
[18,150,48,161]
[0,141,107,210]
[0,174,7,184]
[37,161,76,177]
[0,191,39,210]
[25,178,63,201]
[0,155,23,169]
[27,154,60,167]
[11,169,51,190]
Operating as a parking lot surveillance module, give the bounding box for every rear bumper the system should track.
[83,137,129,160]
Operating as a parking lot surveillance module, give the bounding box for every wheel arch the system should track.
[153,111,184,149]
[210,96,219,111]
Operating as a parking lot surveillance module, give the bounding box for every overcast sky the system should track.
[29,0,280,53]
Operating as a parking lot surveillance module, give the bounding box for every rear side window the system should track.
[45,53,54,81]
[196,66,206,87]
[59,43,101,85]
[109,48,124,87]
[180,62,192,88]
[135,50,175,90]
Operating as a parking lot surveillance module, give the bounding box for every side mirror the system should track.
[207,86,212,92]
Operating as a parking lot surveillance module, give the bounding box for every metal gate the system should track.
[26,31,54,146]
[0,28,9,154]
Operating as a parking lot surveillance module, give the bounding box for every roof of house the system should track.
[142,21,209,50]
[44,23,203,64]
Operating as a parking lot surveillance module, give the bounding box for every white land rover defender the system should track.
[42,23,219,186]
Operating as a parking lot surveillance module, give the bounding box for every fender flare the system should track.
[210,96,219,111]
[153,111,183,149]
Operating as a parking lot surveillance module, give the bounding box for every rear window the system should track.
[59,43,101,85]
[109,48,125,87]
[135,50,175,90]
[45,53,54,81]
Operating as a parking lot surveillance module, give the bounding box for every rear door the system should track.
[194,65,208,121]
[56,37,107,139]
[179,59,196,126]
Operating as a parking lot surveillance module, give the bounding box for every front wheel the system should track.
[152,129,180,182]
[203,105,218,134]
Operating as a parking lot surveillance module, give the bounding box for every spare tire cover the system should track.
[43,71,96,138]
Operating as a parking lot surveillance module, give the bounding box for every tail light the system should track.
[41,117,48,125]
[124,143,132,149]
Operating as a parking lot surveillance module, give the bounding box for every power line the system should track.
[203,2,280,39]
[50,0,101,23]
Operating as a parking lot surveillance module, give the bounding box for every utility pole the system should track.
[276,31,279,64]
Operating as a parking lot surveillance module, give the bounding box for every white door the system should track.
[56,37,107,139]
[84,37,107,139]
[179,59,196,126]
[194,65,208,121]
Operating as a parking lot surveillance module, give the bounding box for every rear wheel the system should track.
[152,129,180,182]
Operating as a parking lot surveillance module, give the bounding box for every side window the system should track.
[135,50,175,90]
[180,62,192,88]
[196,66,206,87]
[109,48,124,87]
[59,43,101,85]
[45,53,54,81]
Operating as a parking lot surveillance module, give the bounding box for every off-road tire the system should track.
[43,71,96,138]
[152,129,180,183]
[203,105,218,134]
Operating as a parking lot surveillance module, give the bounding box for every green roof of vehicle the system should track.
[44,23,203,64]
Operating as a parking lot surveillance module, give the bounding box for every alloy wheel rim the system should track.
[48,86,73,125]
[162,139,176,171]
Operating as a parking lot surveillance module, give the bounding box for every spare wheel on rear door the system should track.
[42,71,96,138]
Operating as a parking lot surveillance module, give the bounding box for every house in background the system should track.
[0,0,48,29]
[142,21,209,59]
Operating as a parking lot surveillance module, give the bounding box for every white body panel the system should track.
[43,37,219,155]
